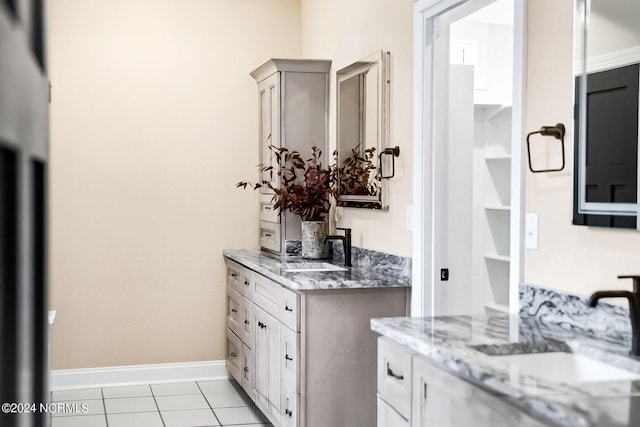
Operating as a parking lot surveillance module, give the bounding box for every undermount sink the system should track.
[282,262,347,273]
[491,351,640,383]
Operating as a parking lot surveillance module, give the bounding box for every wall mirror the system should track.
[573,0,640,230]
[335,50,390,209]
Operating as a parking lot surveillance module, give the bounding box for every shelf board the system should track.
[484,205,510,211]
[484,254,510,262]
[484,302,509,313]
[484,153,511,161]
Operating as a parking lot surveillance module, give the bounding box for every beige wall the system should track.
[49,0,301,369]
[524,0,640,298]
[300,0,414,257]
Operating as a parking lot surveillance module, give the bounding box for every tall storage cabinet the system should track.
[250,59,331,256]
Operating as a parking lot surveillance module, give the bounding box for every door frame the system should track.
[411,0,527,316]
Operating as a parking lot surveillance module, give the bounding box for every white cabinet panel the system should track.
[225,328,242,383]
[377,337,413,420]
[411,355,546,427]
[241,342,254,398]
[253,273,282,318]
[377,397,409,427]
[226,287,242,338]
[253,304,281,425]
[281,382,298,427]
[281,326,298,389]
[280,288,299,332]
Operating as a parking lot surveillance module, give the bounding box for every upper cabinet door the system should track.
[257,73,281,193]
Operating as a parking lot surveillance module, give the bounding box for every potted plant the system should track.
[237,145,337,259]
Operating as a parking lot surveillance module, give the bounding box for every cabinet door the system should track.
[257,73,281,192]
[377,397,409,427]
[253,305,281,426]
[411,356,546,427]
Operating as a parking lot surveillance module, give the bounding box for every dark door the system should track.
[1,1,49,426]
[574,64,639,229]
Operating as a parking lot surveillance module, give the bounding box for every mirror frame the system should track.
[573,0,640,228]
[335,50,391,209]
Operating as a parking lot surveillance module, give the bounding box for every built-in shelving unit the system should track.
[475,104,513,313]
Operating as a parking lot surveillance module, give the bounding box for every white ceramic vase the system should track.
[301,220,328,259]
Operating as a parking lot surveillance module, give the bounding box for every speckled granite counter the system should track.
[223,249,410,291]
[371,314,640,427]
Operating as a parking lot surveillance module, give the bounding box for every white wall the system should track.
[300,0,414,257]
[524,0,640,298]
[49,0,301,369]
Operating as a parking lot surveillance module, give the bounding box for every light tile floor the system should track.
[51,379,270,427]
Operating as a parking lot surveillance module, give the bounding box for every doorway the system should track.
[411,0,526,317]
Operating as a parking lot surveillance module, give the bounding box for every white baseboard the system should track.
[51,360,228,391]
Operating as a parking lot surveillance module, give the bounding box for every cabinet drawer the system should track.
[226,260,252,297]
[226,287,243,338]
[252,273,282,319]
[259,194,280,223]
[377,396,409,427]
[226,260,246,294]
[377,337,413,420]
[280,383,298,427]
[259,221,281,252]
[280,288,299,332]
[226,328,242,383]
[281,326,298,389]
[240,296,253,347]
[241,342,254,397]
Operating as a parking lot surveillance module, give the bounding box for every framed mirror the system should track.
[335,50,390,209]
[573,0,640,229]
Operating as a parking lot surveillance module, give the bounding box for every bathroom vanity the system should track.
[223,249,410,427]
[372,313,640,427]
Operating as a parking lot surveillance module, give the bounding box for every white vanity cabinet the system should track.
[225,258,408,427]
[250,59,331,256]
[376,337,547,427]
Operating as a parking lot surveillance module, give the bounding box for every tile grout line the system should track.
[101,388,109,427]
[150,384,167,427]
[196,381,224,426]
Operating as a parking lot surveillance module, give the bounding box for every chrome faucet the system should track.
[588,275,640,356]
[324,227,352,267]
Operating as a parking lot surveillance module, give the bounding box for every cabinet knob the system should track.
[231,308,237,313]
[285,409,293,417]
[244,367,250,372]
[231,273,238,278]
[244,280,250,286]
[230,352,237,357]
[244,320,250,325]
[285,305,293,312]
[285,354,293,361]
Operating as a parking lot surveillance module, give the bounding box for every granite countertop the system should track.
[223,249,410,292]
[371,314,640,427]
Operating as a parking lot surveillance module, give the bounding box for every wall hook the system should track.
[379,146,400,179]
[526,123,565,173]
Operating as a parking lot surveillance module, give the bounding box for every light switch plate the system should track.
[525,213,538,250]
[406,205,413,231]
